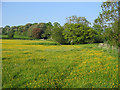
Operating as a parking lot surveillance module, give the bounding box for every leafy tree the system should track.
[63,23,97,44]
[93,22,104,43]
[100,2,118,24]
[2,28,6,35]
[22,23,32,36]
[103,20,119,46]
[52,22,68,44]
[95,1,119,50]
[32,28,43,39]
[66,16,91,26]
[10,26,17,32]
[28,23,46,39]
[27,24,38,37]
[15,25,24,36]
[41,22,53,39]
[38,23,46,33]
[8,29,14,39]
[2,25,10,35]
[53,22,61,27]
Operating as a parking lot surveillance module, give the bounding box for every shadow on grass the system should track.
[2,57,10,60]
[25,42,59,45]
[1,37,33,40]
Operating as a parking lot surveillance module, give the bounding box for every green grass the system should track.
[2,39,118,88]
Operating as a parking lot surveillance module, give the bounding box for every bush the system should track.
[8,30,14,39]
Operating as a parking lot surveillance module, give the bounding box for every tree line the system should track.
[1,1,120,47]
[1,16,101,45]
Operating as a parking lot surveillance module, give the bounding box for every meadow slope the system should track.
[2,39,118,88]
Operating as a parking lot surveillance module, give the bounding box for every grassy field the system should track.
[1,39,118,88]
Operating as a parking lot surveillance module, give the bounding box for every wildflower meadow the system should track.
[2,40,118,88]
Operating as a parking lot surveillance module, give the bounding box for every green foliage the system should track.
[15,25,24,36]
[101,2,118,23]
[53,22,61,27]
[41,22,53,39]
[103,20,119,47]
[95,2,119,47]
[28,23,46,39]
[66,16,91,26]
[22,23,32,36]
[27,24,38,37]
[2,28,7,35]
[52,26,68,45]
[2,25,10,35]
[93,24,104,43]
[63,23,97,44]
[8,30,14,39]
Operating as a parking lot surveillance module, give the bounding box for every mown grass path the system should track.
[2,40,118,88]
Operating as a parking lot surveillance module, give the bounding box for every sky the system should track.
[2,2,102,27]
